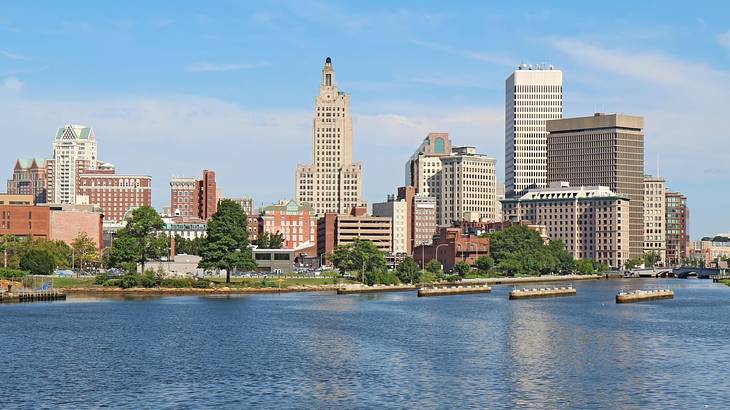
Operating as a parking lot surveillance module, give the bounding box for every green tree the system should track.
[256,232,271,248]
[425,259,442,276]
[624,258,641,270]
[454,261,470,276]
[71,232,98,271]
[198,199,256,283]
[395,257,420,284]
[575,259,596,274]
[546,240,575,273]
[174,235,203,255]
[327,239,387,282]
[106,234,141,271]
[256,231,284,249]
[488,225,577,276]
[349,239,387,283]
[644,251,660,268]
[20,248,55,275]
[475,255,495,273]
[107,206,165,272]
[328,244,353,276]
[268,232,284,249]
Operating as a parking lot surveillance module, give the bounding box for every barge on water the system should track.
[417,285,492,297]
[509,286,576,300]
[336,284,416,295]
[616,289,673,304]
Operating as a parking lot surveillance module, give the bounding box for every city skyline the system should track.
[1,1,728,237]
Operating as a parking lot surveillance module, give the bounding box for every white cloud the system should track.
[410,39,517,67]
[549,37,730,188]
[0,90,504,208]
[0,49,25,60]
[1,77,24,93]
[718,29,730,52]
[185,61,271,72]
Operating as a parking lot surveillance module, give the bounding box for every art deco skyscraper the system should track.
[505,65,563,198]
[296,57,363,215]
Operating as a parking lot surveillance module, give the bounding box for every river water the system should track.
[2,278,730,409]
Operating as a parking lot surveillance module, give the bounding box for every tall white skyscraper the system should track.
[48,124,98,204]
[505,65,562,198]
[296,57,364,215]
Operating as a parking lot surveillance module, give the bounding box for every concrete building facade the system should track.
[666,191,689,266]
[317,209,392,258]
[505,65,563,198]
[502,182,631,269]
[7,158,47,203]
[372,196,408,254]
[643,176,666,263]
[296,57,364,215]
[547,113,645,259]
[406,134,497,226]
[440,146,497,225]
[47,124,98,205]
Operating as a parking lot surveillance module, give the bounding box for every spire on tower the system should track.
[322,56,334,87]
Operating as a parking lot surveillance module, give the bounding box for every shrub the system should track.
[94,273,108,285]
[419,271,436,284]
[161,277,196,288]
[118,274,141,289]
[0,268,29,278]
[103,279,122,287]
[445,274,461,283]
[19,249,55,275]
[140,271,161,288]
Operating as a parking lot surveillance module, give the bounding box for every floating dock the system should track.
[0,290,67,304]
[417,285,492,297]
[509,287,576,300]
[616,289,673,304]
[336,284,416,294]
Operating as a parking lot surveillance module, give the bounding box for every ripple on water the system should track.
[2,279,730,408]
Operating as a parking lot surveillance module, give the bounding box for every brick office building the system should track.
[260,200,317,252]
[77,163,152,224]
[413,227,490,272]
[317,208,392,260]
[7,158,48,203]
[170,170,217,221]
[0,203,103,250]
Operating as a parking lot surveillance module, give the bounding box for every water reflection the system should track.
[2,279,730,408]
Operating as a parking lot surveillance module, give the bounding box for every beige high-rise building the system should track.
[643,175,666,263]
[546,113,645,259]
[505,65,563,198]
[406,134,497,225]
[440,147,497,225]
[502,182,631,269]
[296,57,363,216]
[405,132,452,202]
[48,124,98,204]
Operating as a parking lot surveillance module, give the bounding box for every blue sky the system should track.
[1,1,729,238]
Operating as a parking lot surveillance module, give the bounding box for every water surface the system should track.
[2,279,729,409]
